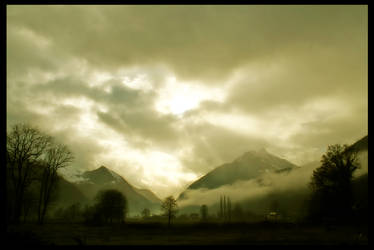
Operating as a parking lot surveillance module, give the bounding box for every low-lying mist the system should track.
[178,152,368,218]
[179,163,314,205]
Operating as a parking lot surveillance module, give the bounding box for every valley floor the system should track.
[6,221,368,245]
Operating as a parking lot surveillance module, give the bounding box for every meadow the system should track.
[7,220,368,245]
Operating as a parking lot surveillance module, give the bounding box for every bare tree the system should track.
[6,123,51,224]
[161,196,178,227]
[37,144,73,224]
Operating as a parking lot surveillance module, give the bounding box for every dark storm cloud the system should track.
[7,5,367,82]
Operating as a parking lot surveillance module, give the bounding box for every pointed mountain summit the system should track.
[75,166,161,215]
[82,166,116,183]
[179,148,298,199]
[82,166,128,185]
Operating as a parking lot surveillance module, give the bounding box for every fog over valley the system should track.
[6,5,368,245]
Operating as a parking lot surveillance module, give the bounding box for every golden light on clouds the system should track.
[155,76,226,116]
[7,5,367,198]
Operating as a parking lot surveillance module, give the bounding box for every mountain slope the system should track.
[75,166,161,215]
[343,135,368,177]
[134,188,162,204]
[349,135,368,152]
[188,148,297,190]
[55,176,89,207]
[179,148,298,199]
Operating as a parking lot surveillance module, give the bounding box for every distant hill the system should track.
[73,166,161,216]
[178,148,298,200]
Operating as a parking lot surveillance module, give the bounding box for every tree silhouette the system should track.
[22,188,39,223]
[37,144,73,224]
[161,196,178,227]
[219,195,231,221]
[94,189,127,224]
[309,144,360,221]
[6,123,51,224]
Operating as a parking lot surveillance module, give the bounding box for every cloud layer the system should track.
[7,5,367,198]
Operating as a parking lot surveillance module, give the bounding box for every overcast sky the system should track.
[7,5,367,199]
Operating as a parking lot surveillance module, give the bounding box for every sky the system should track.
[7,5,367,199]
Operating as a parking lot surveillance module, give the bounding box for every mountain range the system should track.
[55,166,162,216]
[55,135,367,218]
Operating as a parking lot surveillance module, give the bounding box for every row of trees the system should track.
[139,203,263,223]
[53,193,179,226]
[219,195,232,221]
[6,124,74,225]
[53,189,128,225]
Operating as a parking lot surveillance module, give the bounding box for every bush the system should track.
[83,189,127,225]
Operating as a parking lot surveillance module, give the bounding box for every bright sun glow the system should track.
[96,131,198,197]
[155,76,225,116]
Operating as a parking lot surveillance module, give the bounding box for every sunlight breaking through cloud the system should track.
[155,76,226,116]
[7,5,367,199]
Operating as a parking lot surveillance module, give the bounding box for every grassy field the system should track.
[7,221,368,245]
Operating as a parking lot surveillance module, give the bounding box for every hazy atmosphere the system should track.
[7,5,367,199]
